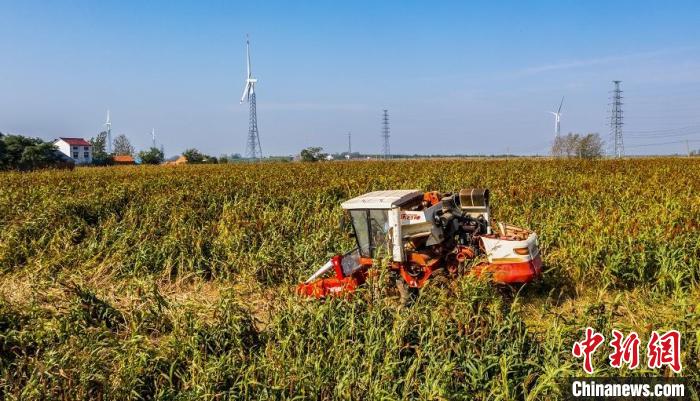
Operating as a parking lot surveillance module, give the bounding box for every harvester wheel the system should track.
[429,268,450,288]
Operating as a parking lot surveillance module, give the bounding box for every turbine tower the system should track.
[609,81,624,158]
[241,34,262,160]
[381,109,390,159]
[151,128,156,149]
[104,110,112,154]
[548,97,564,138]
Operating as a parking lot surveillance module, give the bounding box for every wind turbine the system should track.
[548,97,564,138]
[104,110,112,154]
[151,128,156,149]
[241,34,262,160]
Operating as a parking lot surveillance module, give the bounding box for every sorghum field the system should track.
[1,158,699,400]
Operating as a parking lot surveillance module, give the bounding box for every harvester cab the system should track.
[297,188,542,299]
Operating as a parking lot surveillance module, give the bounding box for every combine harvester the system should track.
[297,189,542,301]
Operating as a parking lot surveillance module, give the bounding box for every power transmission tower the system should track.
[609,80,624,158]
[381,109,390,159]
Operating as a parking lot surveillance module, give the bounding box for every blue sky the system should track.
[1,0,699,156]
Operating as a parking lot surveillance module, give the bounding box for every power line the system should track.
[625,139,700,149]
[627,132,700,139]
[625,124,700,134]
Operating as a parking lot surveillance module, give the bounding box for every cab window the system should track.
[369,209,390,258]
[349,209,390,258]
[349,210,370,256]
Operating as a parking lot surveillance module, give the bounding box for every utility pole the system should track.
[381,109,390,159]
[609,81,624,158]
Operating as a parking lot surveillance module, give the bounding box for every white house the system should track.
[54,137,92,164]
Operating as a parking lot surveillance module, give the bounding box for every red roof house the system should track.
[112,155,136,165]
[58,137,91,146]
[53,137,93,164]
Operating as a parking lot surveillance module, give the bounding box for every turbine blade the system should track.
[558,96,564,113]
[240,82,251,103]
[246,35,252,78]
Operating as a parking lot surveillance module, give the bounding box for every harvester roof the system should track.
[341,190,422,210]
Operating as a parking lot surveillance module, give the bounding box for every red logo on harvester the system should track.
[400,213,421,221]
[572,327,605,374]
[609,329,640,369]
[573,328,682,374]
[647,330,682,373]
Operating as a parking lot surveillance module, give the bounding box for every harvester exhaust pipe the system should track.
[457,188,489,208]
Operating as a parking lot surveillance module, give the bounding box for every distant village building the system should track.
[164,155,188,165]
[54,137,92,164]
[112,155,136,165]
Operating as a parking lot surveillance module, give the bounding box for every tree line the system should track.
[97,132,245,164]
[0,131,249,171]
[92,131,165,165]
[0,133,71,170]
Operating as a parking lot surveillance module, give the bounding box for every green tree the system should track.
[20,142,62,170]
[113,134,135,156]
[90,131,113,165]
[182,148,205,163]
[2,135,41,167]
[0,133,6,169]
[202,155,218,164]
[138,147,165,165]
[182,148,217,163]
[300,147,326,162]
[0,134,62,170]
